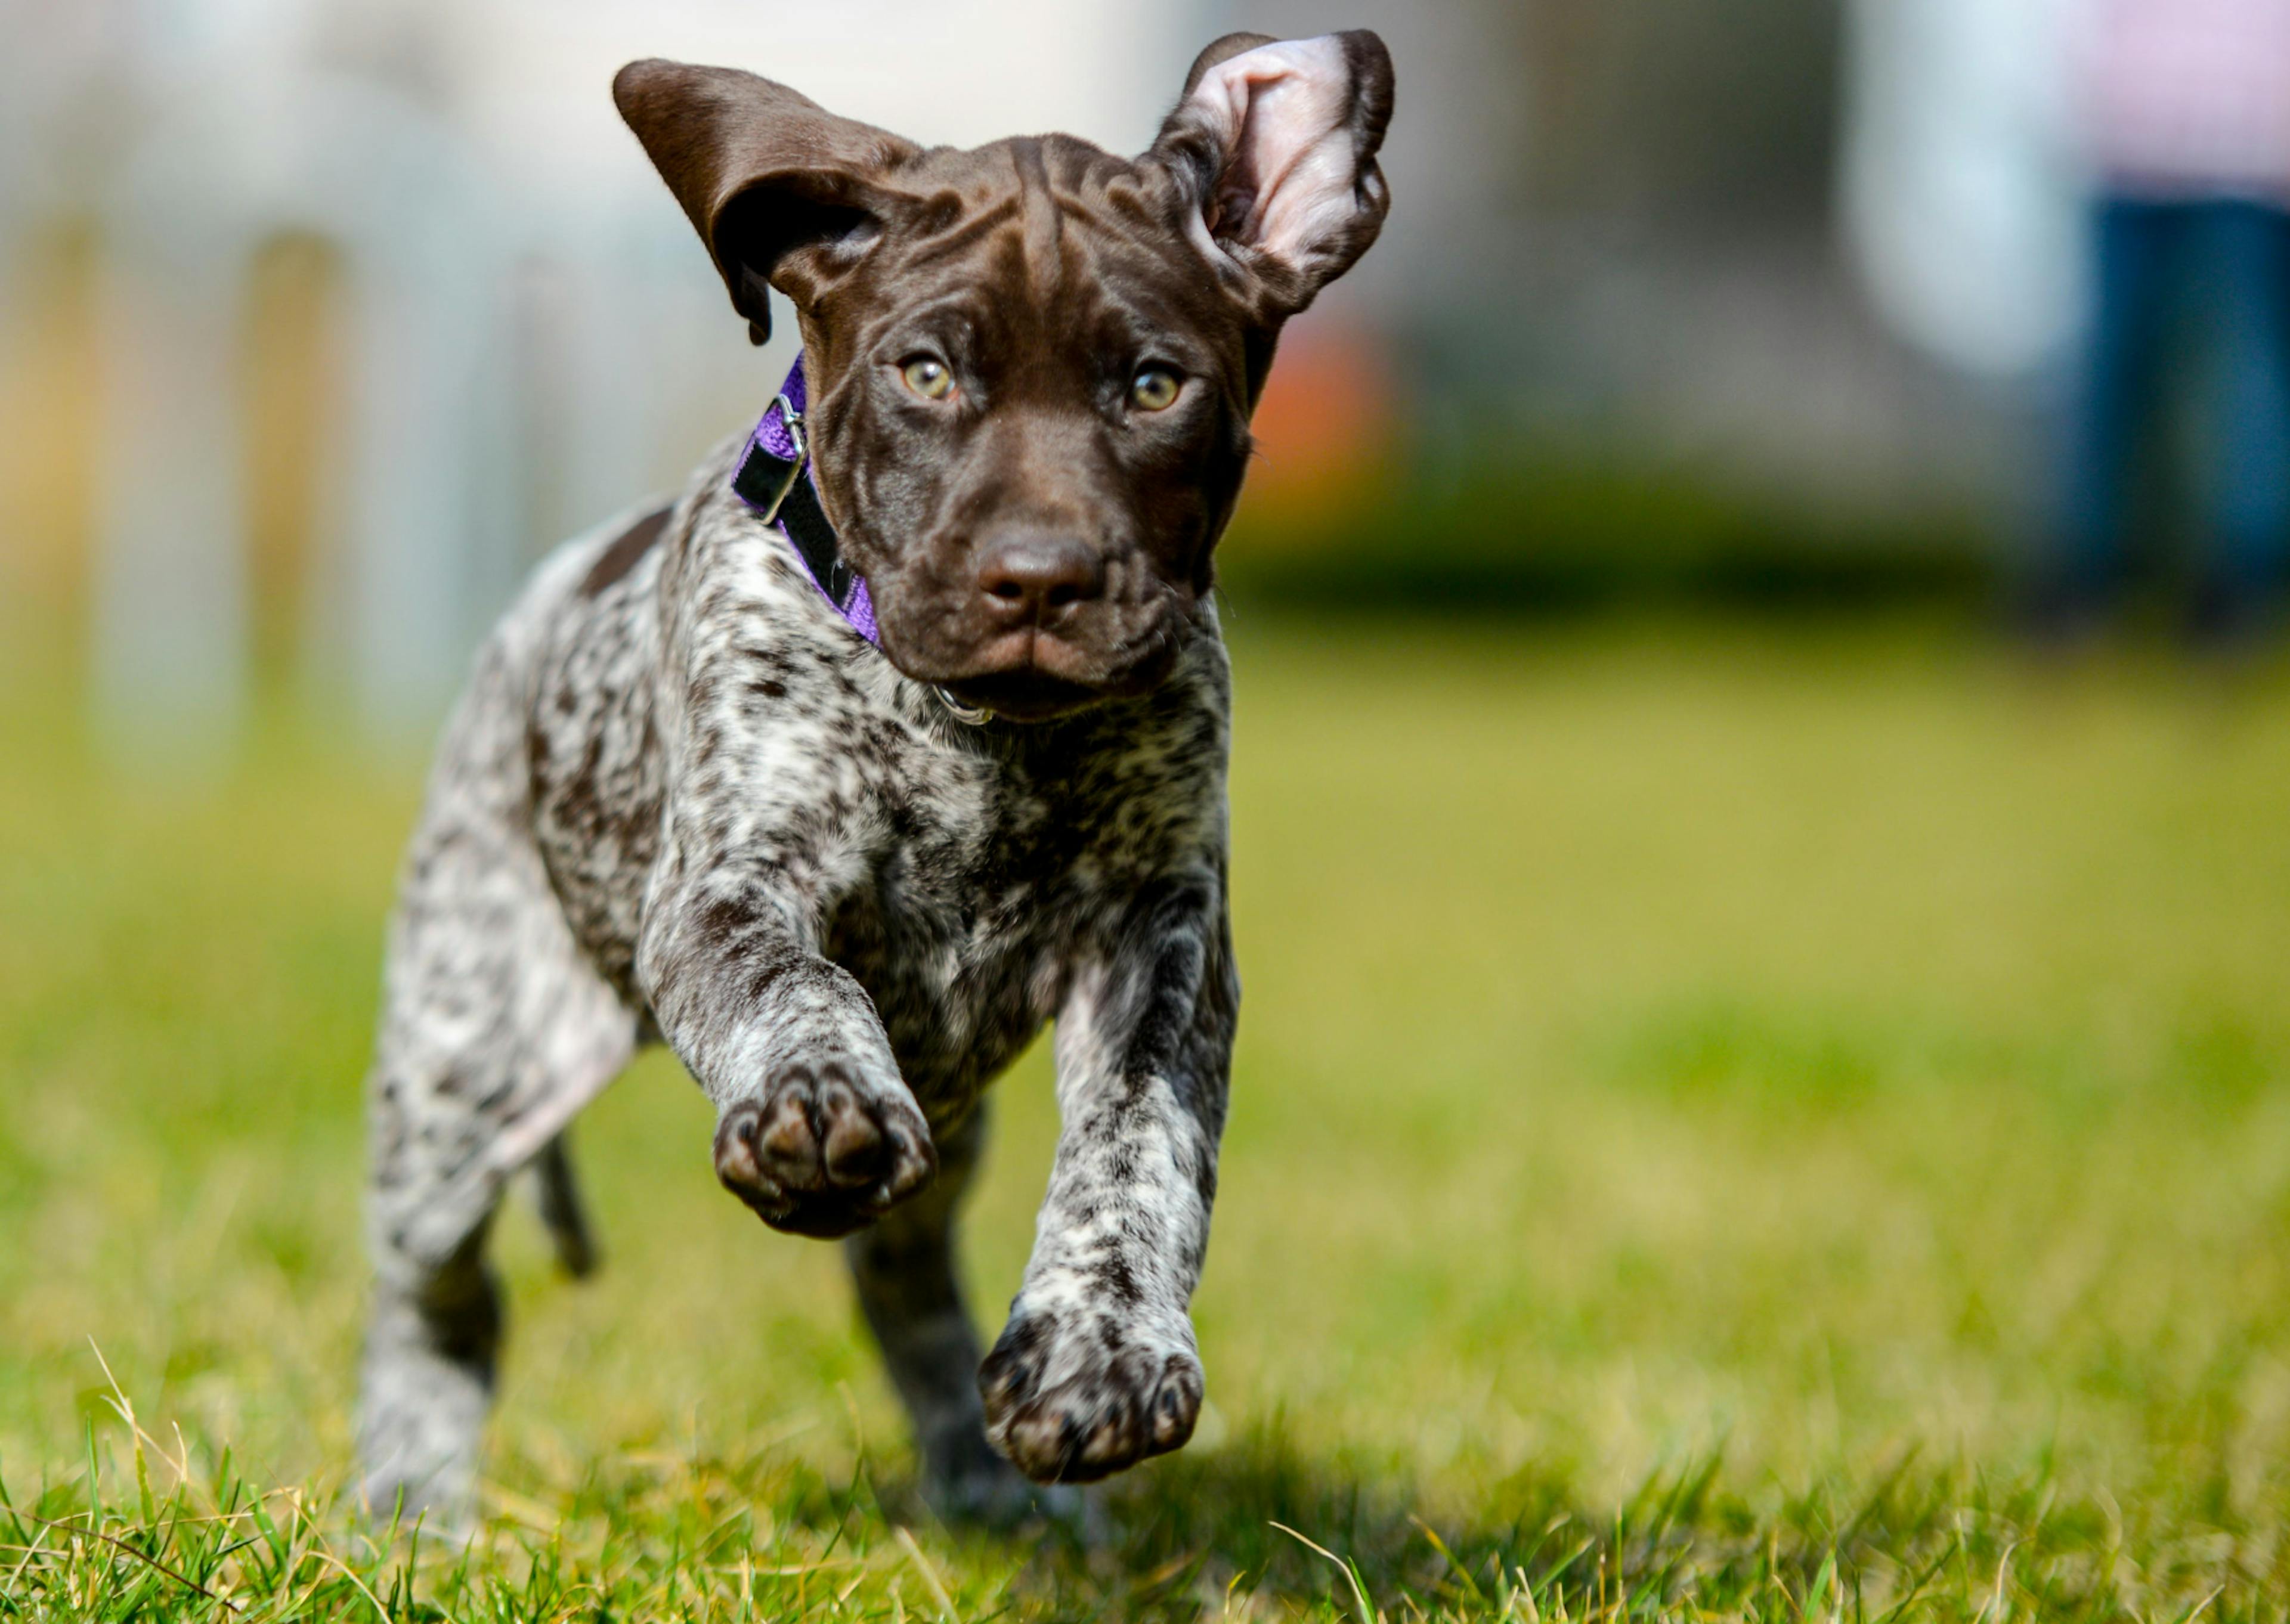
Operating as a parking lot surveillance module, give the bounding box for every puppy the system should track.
[358,31,1392,1521]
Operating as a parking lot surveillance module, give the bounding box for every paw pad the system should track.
[713,1062,934,1237]
[979,1312,1202,1483]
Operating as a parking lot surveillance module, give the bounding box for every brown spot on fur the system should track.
[581,506,672,597]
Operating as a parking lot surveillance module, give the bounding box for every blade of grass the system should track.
[13,1510,244,1614]
[1273,1520,1379,1624]
[894,1524,958,1623]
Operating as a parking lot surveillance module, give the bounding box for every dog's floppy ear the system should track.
[614,60,921,344]
[1147,30,1394,320]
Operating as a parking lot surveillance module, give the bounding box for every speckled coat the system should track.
[355,26,1391,1524]
[360,438,1236,1512]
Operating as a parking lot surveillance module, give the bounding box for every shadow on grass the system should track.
[865,1424,2235,1623]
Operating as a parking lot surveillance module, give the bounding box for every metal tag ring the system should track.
[934,686,992,726]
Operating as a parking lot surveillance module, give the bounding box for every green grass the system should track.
[7,615,2290,1619]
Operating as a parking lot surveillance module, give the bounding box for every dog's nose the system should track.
[974,533,1104,624]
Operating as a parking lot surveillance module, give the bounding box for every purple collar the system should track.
[731,356,879,644]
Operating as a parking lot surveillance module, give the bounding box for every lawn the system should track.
[4,616,2290,1620]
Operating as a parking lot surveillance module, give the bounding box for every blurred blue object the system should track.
[2032,0,2290,639]
[2045,201,2290,633]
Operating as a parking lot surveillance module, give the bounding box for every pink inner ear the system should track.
[1188,36,1365,271]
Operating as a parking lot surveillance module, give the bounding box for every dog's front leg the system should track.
[636,850,937,1240]
[981,879,1238,1483]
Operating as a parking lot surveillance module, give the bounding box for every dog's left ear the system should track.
[615,59,921,344]
[1147,30,1395,321]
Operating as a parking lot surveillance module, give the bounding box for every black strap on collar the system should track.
[734,439,855,606]
[731,390,991,724]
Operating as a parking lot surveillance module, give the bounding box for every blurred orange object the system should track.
[1238,318,1397,540]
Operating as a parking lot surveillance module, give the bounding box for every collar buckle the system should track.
[731,357,884,647]
[750,392,808,525]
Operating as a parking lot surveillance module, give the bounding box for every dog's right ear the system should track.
[1147,31,1395,322]
[614,60,921,344]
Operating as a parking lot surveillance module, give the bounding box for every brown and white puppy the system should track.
[358,32,1392,1524]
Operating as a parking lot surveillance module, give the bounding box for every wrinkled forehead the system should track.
[849,134,1237,354]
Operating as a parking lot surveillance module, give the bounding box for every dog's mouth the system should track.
[899,627,1180,723]
[935,667,1107,721]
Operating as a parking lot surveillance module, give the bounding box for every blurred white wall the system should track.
[0,0,2100,755]
[0,0,1214,750]
[1839,0,2090,380]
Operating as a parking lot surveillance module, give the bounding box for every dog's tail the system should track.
[531,1133,602,1279]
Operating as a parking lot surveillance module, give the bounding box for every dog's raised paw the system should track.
[977,1306,1202,1483]
[713,1061,936,1237]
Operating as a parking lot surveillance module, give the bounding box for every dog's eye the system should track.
[1129,368,1181,412]
[900,356,955,401]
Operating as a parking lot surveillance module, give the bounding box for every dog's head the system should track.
[615,33,1393,720]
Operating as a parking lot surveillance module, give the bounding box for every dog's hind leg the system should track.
[530,1132,601,1279]
[358,649,638,1529]
[843,1108,1039,1523]
[358,1215,502,1532]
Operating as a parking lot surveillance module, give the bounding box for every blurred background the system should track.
[0,0,2126,745]
[9,2,2290,1614]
